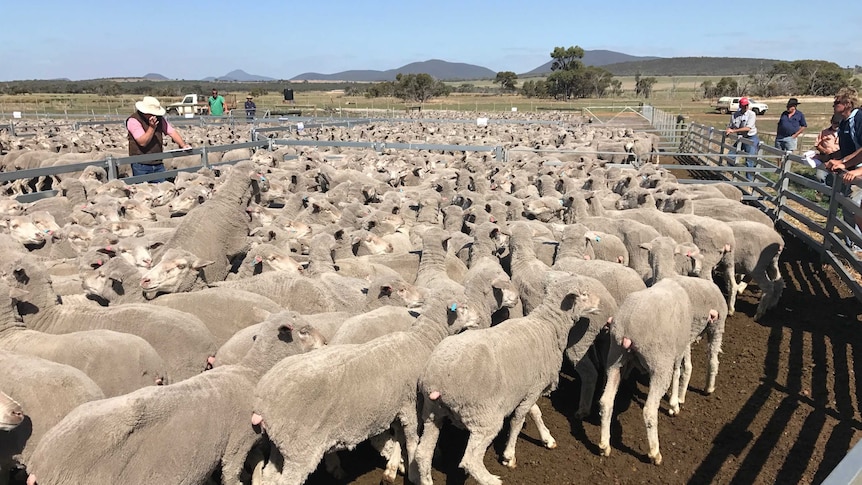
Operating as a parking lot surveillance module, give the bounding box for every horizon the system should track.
[2,0,860,82]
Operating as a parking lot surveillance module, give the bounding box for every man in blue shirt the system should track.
[775,98,807,152]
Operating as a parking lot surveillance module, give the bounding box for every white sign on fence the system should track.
[296,122,304,132]
[511,107,518,112]
[184,113,194,119]
[12,112,21,119]
[476,117,488,127]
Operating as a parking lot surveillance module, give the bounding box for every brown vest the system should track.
[127,111,164,162]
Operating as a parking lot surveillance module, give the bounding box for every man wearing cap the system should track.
[126,96,191,181]
[775,98,807,152]
[244,95,256,121]
[725,97,759,180]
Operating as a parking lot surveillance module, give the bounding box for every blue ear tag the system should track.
[595,236,601,242]
[450,303,457,312]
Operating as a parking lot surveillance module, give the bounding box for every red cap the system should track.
[739,97,750,106]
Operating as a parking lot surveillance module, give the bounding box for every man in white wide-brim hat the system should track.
[126,96,191,181]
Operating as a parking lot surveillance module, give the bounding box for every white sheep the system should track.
[414,273,601,485]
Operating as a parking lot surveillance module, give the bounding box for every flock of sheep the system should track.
[0,114,785,485]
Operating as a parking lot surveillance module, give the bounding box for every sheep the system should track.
[0,351,104,480]
[640,236,703,286]
[229,242,304,280]
[414,273,602,485]
[507,221,553,315]
[0,279,166,397]
[152,160,267,284]
[598,278,694,465]
[665,275,728,413]
[7,257,217,381]
[726,220,785,320]
[250,289,478,485]
[24,311,326,485]
[219,274,425,365]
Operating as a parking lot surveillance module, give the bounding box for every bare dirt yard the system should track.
[303,234,862,485]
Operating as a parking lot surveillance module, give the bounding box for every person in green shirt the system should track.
[208,89,227,116]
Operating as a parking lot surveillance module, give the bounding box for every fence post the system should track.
[494,146,504,162]
[106,155,118,181]
[822,178,843,255]
[773,154,792,222]
[201,146,209,168]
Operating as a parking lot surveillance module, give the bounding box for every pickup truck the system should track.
[165,94,209,116]
[714,96,769,115]
[165,94,236,116]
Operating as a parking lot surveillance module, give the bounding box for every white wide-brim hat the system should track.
[135,96,166,116]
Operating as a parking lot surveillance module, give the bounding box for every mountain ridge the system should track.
[133,51,793,83]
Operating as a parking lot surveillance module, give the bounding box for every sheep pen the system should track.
[1,112,860,485]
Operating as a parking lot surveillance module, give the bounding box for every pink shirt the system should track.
[126,117,177,139]
[816,126,840,155]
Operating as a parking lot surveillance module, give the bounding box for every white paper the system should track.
[12,112,21,119]
[476,117,488,127]
[296,122,304,132]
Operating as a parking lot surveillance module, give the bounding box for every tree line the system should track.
[0,79,353,97]
[700,60,861,99]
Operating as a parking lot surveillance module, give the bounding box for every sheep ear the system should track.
[491,277,509,290]
[192,259,215,270]
[8,287,28,300]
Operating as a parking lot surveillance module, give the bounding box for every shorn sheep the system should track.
[414,273,601,485]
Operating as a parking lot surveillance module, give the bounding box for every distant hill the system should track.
[522,50,662,76]
[203,69,276,82]
[291,59,496,82]
[142,73,168,80]
[601,56,781,76]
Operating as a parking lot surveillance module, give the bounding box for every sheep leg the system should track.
[260,447,284,484]
[501,398,537,469]
[598,363,623,457]
[397,406,421,482]
[706,328,724,394]
[250,448,264,485]
[724,265,738,316]
[222,435,259,485]
[752,270,774,321]
[368,431,403,478]
[460,426,503,485]
[414,404,444,485]
[678,344,693,406]
[381,426,404,483]
[274,449,327,485]
[668,353,684,416]
[528,402,556,448]
[645,368,674,466]
[573,357,598,419]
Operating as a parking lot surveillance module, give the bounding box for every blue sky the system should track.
[2,0,860,81]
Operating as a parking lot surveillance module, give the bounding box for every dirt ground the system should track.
[304,234,862,485]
